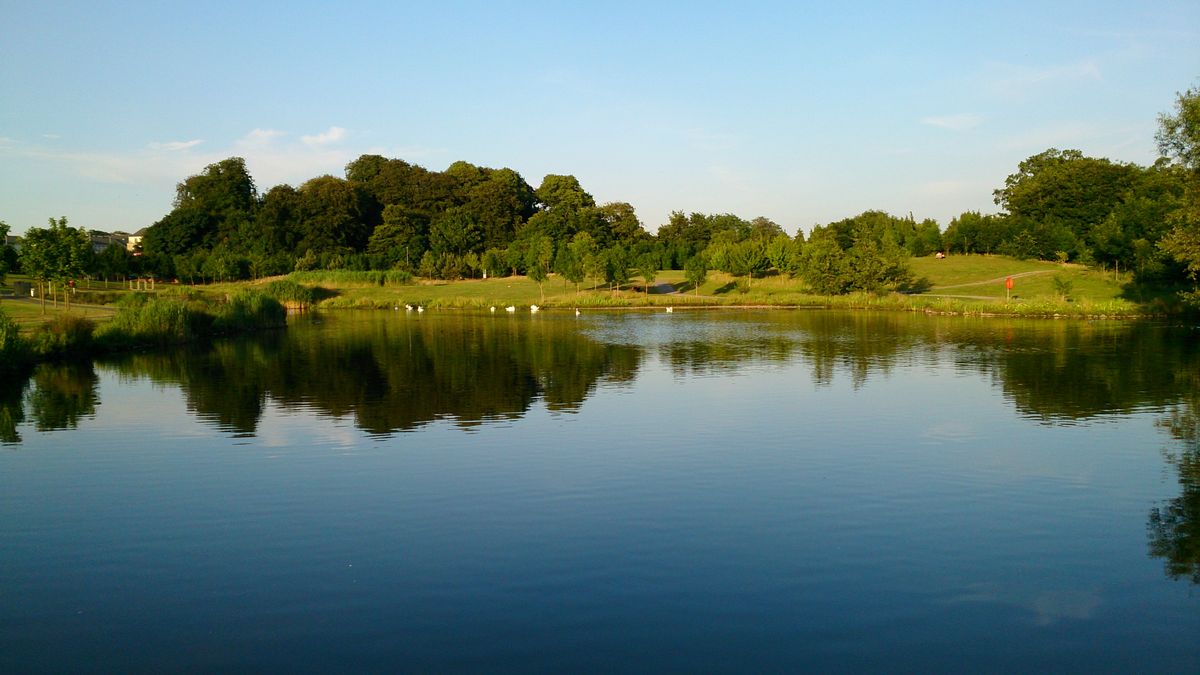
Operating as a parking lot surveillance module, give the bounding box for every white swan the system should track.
[575,308,581,316]
[665,306,674,313]
[505,305,516,313]
[530,304,540,313]
[405,304,413,311]
[417,306,425,313]
[490,306,496,312]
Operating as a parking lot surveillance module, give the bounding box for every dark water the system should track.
[2,310,1198,672]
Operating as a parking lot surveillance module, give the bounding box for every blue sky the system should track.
[1,1,1197,236]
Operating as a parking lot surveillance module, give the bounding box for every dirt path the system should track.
[931,269,1054,290]
[2,295,118,317]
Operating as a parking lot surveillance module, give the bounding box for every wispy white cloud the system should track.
[42,133,61,140]
[921,114,982,132]
[301,126,347,146]
[0,127,358,190]
[148,139,203,151]
[0,143,200,184]
[984,59,1102,99]
[237,128,287,148]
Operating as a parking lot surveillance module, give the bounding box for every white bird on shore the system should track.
[417,306,425,313]
[490,306,496,312]
[405,304,413,311]
[666,306,674,313]
[575,308,581,316]
[505,305,516,313]
[530,304,540,313]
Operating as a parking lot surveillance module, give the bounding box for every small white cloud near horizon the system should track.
[240,128,287,146]
[985,59,1103,100]
[149,139,203,151]
[921,114,982,131]
[301,126,347,146]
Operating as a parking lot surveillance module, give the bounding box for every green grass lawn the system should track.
[1,275,131,331]
[0,296,118,329]
[253,255,1146,315]
[0,253,1165,329]
[909,254,1131,303]
[910,254,1055,287]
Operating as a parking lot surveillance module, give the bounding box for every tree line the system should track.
[3,85,1197,301]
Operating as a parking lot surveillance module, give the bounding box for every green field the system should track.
[0,276,120,330]
[910,255,1131,302]
[0,253,1176,331]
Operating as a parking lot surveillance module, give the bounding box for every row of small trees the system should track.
[1,217,93,312]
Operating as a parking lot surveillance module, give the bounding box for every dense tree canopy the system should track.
[1154,86,1200,305]
[28,83,1171,301]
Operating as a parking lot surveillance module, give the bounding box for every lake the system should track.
[2,309,1198,672]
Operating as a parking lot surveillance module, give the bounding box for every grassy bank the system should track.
[1,254,1187,337]
[0,289,287,373]
[247,256,1164,317]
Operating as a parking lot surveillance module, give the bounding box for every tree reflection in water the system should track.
[5,311,1200,584]
[1149,385,1200,583]
[0,363,98,443]
[99,312,643,436]
[0,373,27,444]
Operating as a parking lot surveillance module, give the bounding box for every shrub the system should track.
[289,269,414,287]
[262,279,316,306]
[29,314,95,358]
[94,298,211,349]
[384,269,414,285]
[212,290,286,333]
[0,309,31,373]
[115,292,153,309]
[1052,275,1075,300]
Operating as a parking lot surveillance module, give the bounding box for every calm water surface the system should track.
[2,310,1198,672]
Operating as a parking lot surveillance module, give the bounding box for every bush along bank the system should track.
[0,290,287,370]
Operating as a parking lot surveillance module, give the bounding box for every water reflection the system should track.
[4,313,1197,439]
[0,374,26,444]
[1148,387,1200,583]
[4,311,1200,590]
[102,313,642,436]
[0,363,98,443]
[657,311,919,385]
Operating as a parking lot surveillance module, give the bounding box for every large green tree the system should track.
[994,148,1139,261]
[295,175,374,256]
[461,168,537,249]
[141,157,259,274]
[368,206,429,269]
[1156,86,1200,305]
[535,174,595,212]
